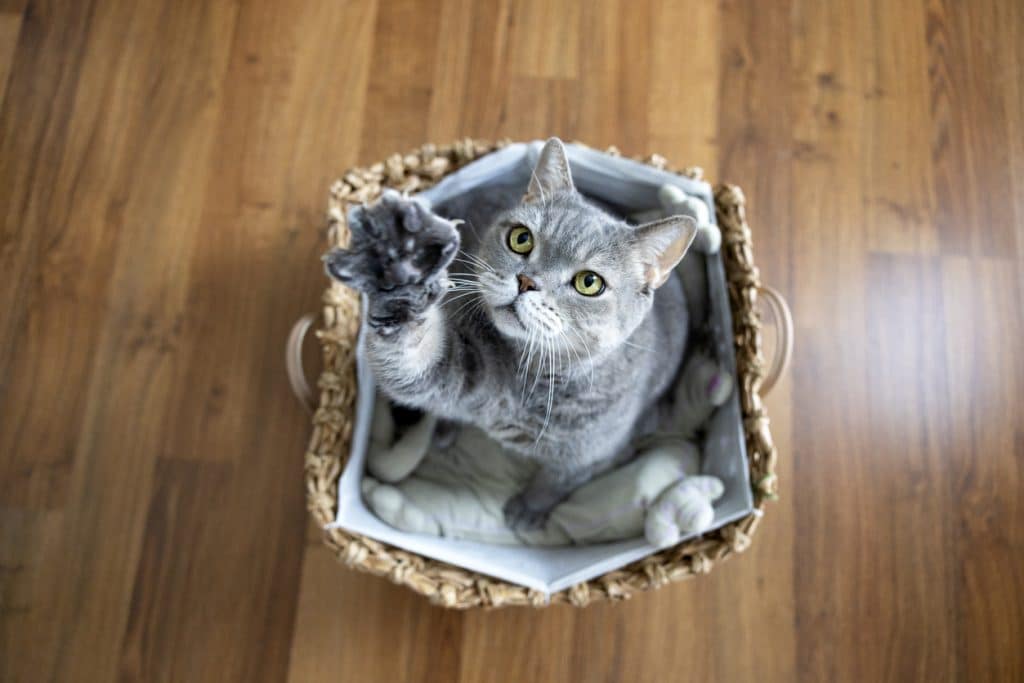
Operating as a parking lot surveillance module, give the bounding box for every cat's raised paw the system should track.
[325,190,459,290]
[324,190,460,329]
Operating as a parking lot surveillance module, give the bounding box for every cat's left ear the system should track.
[633,215,698,289]
[524,138,575,202]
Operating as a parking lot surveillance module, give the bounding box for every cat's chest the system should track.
[480,376,601,451]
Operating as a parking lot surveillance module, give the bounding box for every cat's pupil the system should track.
[584,274,595,287]
[516,233,528,244]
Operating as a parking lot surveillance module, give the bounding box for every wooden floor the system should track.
[1,1,1022,681]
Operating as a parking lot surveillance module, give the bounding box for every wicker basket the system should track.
[291,139,791,608]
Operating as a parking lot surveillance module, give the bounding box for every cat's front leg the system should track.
[324,191,468,412]
[324,189,460,334]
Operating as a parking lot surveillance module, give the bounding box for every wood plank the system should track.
[575,0,652,153]
[0,508,63,682]
[455,0,513,139]
[0,0,108,509]
[18,1,241,680]
[864,0,937,254]
[863,255,957,678]
[499,76,581,142]
[361,0,437,159]
[717,0,794,288]
[125,1,381,680]
[942,257,1024,682]
[926,0,1020,257]
[426,0,474,141]
[0,10,21,106]
[996,1,1024,288]
[288,542,464,683]
[459,602,576,682]
[117,460,234,682]
[786,1,874,679]
[648,0,719,170]
[507,0,579,79]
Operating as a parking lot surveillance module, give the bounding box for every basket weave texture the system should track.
[304,140,779,608]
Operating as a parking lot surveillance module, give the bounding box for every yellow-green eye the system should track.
[573,270,605,296]
[508,225,534,254]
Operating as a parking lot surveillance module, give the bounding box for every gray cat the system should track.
[324,139,697,529]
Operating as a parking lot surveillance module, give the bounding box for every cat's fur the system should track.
[325,139,696,529]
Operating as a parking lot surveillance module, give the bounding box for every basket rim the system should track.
[303,139,778,608]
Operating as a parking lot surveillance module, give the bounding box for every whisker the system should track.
[535,336,557,445]
[527,334,546,401]
[446,274,483,284]
[557,328,583,371]
[455,251,495,273]
[441,289,481,303]
[459,219,483,243]
[565,325,596,392]
[621,339,656,354]
[449,295,486,319]
[517,326,534,377]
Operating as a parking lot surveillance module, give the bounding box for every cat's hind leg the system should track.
[503,464,596,531]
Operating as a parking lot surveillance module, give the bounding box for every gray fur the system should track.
[325,138,696,529]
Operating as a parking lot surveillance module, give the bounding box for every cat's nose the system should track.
[517,273,539,293]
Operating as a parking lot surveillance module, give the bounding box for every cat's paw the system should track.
[644,475,724,547]
[324,190,460,329]
[503,492,552,531]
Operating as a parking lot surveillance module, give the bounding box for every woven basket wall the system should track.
[303,140,779,608]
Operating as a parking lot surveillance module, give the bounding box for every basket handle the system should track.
[757,285,793,396]
[286,313,318,413]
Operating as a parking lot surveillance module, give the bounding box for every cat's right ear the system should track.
[633,215,698,289]
[524,138,575,203]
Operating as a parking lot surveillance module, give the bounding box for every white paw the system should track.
[644,475,725,547]
[366,482,441,535]
[694,221,721,254]
[366,413,436,483]
[656,185,721,254]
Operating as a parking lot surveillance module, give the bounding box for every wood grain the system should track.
[1,0,1021,681]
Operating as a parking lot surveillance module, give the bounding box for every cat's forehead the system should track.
[509,195,632,263]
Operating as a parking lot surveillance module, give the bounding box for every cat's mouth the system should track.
[506,298,564,340]
[480,280,562,341]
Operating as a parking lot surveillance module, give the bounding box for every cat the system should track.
[324,138,697,529]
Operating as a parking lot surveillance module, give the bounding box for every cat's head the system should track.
[474,138,697,362]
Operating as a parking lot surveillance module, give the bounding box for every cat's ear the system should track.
[524,138,575,202]
[633,215,698,289]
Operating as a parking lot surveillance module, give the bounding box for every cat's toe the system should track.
[323,248,375,291]
[361,195,460,289]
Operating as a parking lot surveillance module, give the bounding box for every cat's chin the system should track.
[489,303,567,350]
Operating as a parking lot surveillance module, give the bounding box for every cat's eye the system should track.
[507,225,534,255]
[573,270,605,296]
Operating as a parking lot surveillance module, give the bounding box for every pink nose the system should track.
[517,274,539,293]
